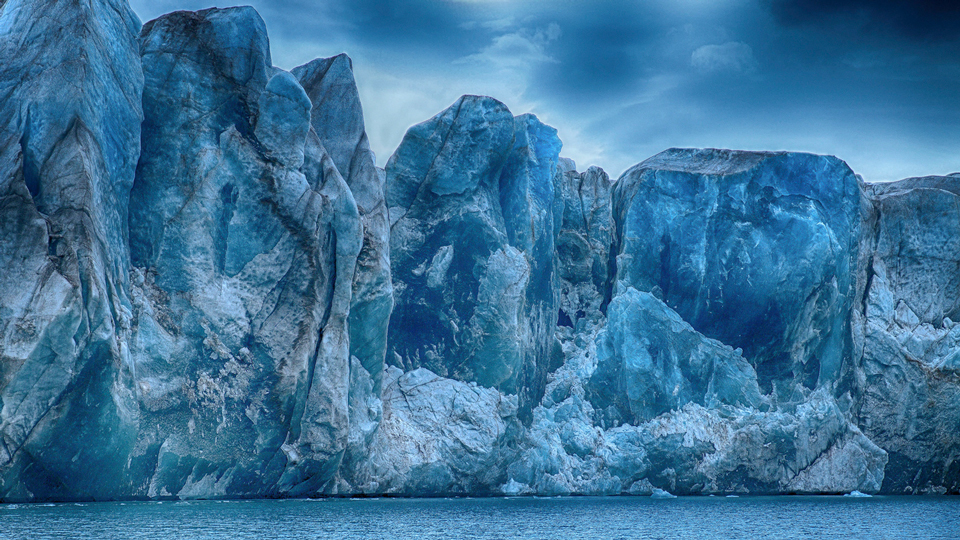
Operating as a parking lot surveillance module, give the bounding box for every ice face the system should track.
[1,0,957,501]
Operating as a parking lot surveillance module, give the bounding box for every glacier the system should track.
[0,0,957,501]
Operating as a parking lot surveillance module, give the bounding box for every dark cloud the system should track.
[766,0,960,41]
[265,0,482,57]
[132,0,513,65]
[127,0,960,182]
[542,4,656,58]
[531,15,654,102]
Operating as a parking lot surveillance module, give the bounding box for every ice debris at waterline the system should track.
[0,0,958,502]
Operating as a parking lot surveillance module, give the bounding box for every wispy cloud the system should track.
[456,23,561,70]
[459,16,515,31]
[691,42,757,73]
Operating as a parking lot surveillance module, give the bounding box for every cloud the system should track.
[127,0,960,184]
[457,23,561,70]
[459,16,516,31]
[765,0,960,41]
[691,42,757,73]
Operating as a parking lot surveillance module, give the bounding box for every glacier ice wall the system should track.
[0,0,957,500]
[0,0,143,500]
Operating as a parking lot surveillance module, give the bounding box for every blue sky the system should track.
[129,0,960,181]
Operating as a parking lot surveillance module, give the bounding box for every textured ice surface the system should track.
[612,149,862,397]
[0,0,144,500]
[855,176,960,493]
[385,97,561,420]
[0,0,956,501]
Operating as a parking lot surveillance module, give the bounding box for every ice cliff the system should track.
[0,1,956,501]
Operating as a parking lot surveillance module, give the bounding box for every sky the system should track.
[128,0,960,182]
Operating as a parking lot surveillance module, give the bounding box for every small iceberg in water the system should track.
[843,490,872,498]
[651,488,676,499]
[501,478,531,496]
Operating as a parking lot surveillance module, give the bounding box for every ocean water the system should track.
[0,495,957,540]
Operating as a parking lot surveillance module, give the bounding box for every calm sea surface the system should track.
[0,495,957,540]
